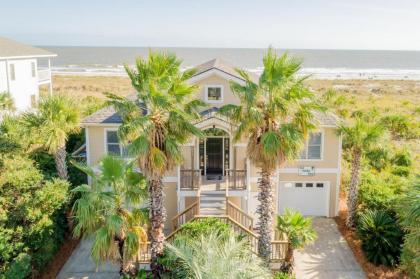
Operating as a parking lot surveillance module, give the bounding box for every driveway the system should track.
[294,218,365,279]
[57,238,119,279]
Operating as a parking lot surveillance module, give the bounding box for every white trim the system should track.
[278,168,339,174]
[5,60,10,93]
[85,127,91,165]
[188,68,245,85]
[335,134,343,216]
[85,127,92,185]
[104,128,117,155]
[177,166,181,192]
[204,84,224,104]
[277,181,330,217]
[104,128,128,157]
[296,131,324,161]
[250,167,339,183]
[0,54,57,60]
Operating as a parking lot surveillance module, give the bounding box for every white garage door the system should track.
[278,181,329,216]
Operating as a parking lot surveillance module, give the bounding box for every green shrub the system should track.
[176,218,232,240]
[358,171,406,213]
[365,147,390,171]
[391,166,411,177]
[2,253,31,279]
[380,114,416,139]
[0,156,70,275]
[392,149,412,167]
[273,272,296,279]
[357,210,403,266]
[359,182,398,213]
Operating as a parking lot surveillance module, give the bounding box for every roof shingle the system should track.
[193,58,259,82]
[83,105,338,127]
[0,37,56,59]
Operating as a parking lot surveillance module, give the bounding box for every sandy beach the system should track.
[45,75,420,112]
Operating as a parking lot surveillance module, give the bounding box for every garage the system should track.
[277,181,330,216]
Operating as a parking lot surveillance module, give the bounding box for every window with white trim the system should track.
[10,64,15,81]
[206,85,223,102]
[106,130,129,157]
[31,62,36,77]
[299,132,322,160]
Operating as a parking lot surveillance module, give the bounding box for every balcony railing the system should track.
[179,169,248,191]
[226,169,247,190]
[180,169,201,191]
[38,69,51,84]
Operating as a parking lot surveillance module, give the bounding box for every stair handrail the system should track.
[194,214,259,254]
[138,215,288,263]
[171,200,200,231]
[226,198,254,229]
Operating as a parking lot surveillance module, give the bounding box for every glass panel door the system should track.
[206,138,223,175]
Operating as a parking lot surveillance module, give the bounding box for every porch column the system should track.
[246,158,251,214]
[48,58,52,95]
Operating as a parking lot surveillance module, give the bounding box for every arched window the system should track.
[203,127,229,137]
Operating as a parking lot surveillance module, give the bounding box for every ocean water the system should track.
[40,46,420,79]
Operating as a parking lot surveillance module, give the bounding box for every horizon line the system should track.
[35,45,420,52]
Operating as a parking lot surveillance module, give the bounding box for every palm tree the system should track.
[398,177,420,277]
[219,48,321,261]
[106,51,205,272]
[339,117,384,227]
[0,91,15,111]
[72,156,149,275]
[276,209,317,272]
[165,231,272,278]
[22,94,80,179]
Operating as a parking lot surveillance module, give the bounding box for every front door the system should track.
[206,138,223,177]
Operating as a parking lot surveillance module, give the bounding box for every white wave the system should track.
[52,65,420,80]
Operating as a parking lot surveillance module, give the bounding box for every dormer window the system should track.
[205,85,223,103]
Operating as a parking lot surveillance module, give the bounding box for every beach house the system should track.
[82,58,342,235]
[0,37,56,111]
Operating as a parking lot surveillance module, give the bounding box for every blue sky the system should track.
[1,0,420,50]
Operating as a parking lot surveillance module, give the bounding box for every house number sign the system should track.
[298,166,315,176]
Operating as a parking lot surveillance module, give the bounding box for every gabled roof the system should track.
[82,94,144,125]
[83,103,338,127]
[192,58,258,83]
[82,60,338,127]
[82,106,121,125]
[0,37,57,59]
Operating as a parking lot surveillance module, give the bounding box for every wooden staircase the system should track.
[199,191,226,215]
[139,194,288,265]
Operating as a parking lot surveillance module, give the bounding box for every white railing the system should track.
[38,69,51,83]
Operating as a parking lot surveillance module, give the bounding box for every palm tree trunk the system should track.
[257,168,275,262]
[346,149,362,228]
[284,243,294,274]
[149,177,166,274]
[54,145,68,180]
[117,238,125,275]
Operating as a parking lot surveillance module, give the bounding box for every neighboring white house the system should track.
[0,37,56,111]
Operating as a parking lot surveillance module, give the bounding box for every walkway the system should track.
[57,238,119,279]
[294,218,365,279]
